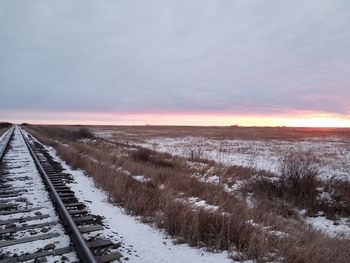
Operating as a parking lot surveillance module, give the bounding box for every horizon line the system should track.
[12,122,350,129]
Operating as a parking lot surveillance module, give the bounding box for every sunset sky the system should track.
[1,0,350,127]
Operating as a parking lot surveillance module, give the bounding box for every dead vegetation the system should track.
[0,122,12,128]
[130,148,175,168]
[243,150,350,220]
[89,125,350,142]
[279,150,319,206]
[31,125,95,141]
[0,128,6,137]
[244,150,319,212]
[24,125,350,262]
[0,122,12,136]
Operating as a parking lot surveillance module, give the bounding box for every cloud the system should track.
[0,0,349,118]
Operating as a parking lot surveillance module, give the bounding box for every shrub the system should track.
[130,148,174,168]
[0,122,12,128]
[29,126,95,141]
[279,150,319,207]
[131,148,153,162]
[321,179,350,218]
[244,150,319,214]
[75,128,95,139]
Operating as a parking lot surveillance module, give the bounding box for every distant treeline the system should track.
[0,122,13,128]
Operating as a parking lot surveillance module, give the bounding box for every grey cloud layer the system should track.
[1,0,350,115]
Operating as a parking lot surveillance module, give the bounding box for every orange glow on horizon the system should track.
[8,111,350,128]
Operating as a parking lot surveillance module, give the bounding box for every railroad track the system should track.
[0,126,122,263]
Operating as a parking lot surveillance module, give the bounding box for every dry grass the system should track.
[89,125,350,142]
[0,122,12,128]
[322,179,350,219]
[279,231,350,263]
[277,150,318,210]
[243,150,350,220]
[24,125,350,262]
[0,122,12,136]
[0,128,6,137]
[30,125,95,141]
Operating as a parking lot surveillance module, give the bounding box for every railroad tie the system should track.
[0,221,57,235]
[0,232,60,248]
[79,225,104,234]
[0,247,73,263]
[0,214,51,225]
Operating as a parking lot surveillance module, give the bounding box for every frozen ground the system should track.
[134,136,350,238]
[42,146,243,263]
[92,130,350,239]
[134,136,350,182]
[306,215,350,239]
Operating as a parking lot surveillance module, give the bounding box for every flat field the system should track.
[92,126,350,182]
[25,125,350,263]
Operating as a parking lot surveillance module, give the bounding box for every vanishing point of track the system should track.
[0,126,122,263]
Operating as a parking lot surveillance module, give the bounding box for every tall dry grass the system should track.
[0,122,13,137]
[243,149,350,220]
[0,128,6,137]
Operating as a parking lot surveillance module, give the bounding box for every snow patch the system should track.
[132,175,151,183]
[306,216,350,238]
[137,136,350,182]
[177,197,220,211]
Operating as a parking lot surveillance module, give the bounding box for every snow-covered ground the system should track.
[306,215,350,239]
[135,136,350,181]
[43,146,241,263]
[177,197,220,211]
[0,127,76,262]
[91,130,350,240]
[136,137,350,238]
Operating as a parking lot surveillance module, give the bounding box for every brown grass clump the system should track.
[243,150,319,215]
[0,128,6,137]
[279,150,319,208]
[0,122,13,137]
[75,127,95,139]
[30,125,95,141]
[321,179,350,218]
[0,122,12,128]
[280,231,350,263]
[244,150,350,220]
[161,201,256,251]
[130,148,175,168]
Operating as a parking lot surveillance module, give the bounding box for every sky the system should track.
[1,0,350,126]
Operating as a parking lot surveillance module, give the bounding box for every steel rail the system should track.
[0,126,15,162]
[19,127,98,263]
